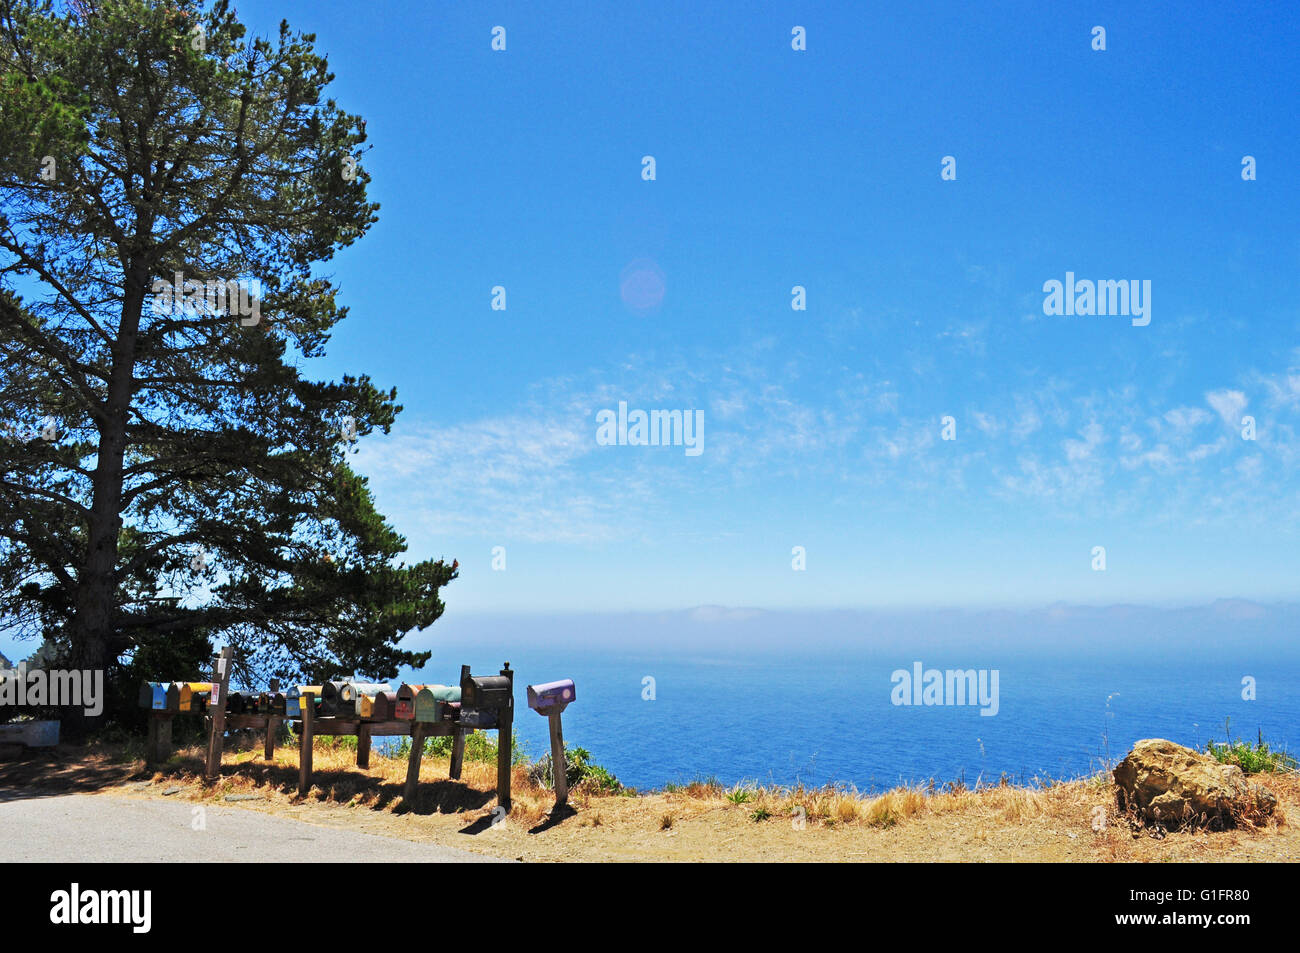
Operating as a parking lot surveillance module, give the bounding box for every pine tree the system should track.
[0,0,455,725]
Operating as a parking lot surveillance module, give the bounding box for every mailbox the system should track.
[413,685,460,723]
[226,691,248,714]
[289,686,320,719]
[358,693,375,719]
[394,684,427,721]
[526,679,575,807]
[247,692,279,715]
[461,673,511,710]
[177,682,212,712]
[163,682,182,711]
[370,691,397,721]
[345,682,392,715]
[318,680,350,716]
[459,708,498,729]
[139,681,167,709]
[526,679,575,715]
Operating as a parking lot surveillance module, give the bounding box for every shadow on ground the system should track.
[0,741,499,817]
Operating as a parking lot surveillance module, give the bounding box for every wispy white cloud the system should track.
[353,340,1300,547]
[1205,389,1247,427]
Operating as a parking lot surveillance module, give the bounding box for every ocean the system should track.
[381,608,1300,792]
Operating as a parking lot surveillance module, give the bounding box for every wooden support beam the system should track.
[403,721,427,802]
[298,691,315,796]
[449,727,465,780]
[356,723,371,769]
[264,715,278,760]
[497,662,514,811]
[548,709,568,806]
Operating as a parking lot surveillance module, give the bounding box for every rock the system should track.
[1113,739,1277,828]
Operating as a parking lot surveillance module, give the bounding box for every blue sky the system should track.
[240,0,1299,613]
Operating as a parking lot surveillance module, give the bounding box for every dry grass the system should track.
[131,736,1300,839]
[9,738,1298,862]
[705,778,1052,830]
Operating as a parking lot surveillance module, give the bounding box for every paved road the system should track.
[0,793,506,862]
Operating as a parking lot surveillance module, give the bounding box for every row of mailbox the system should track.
[138,672,528,727]
[138,681,215,713]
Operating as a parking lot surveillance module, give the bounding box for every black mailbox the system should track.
[318,680,350,716]
[460,673,511,710]
[459,708,499,729]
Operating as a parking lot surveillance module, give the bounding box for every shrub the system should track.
[1206,735,1296,774]
[528,744,622,794]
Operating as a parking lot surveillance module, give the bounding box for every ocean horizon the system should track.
[373,602,1300,792]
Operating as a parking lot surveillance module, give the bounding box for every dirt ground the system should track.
[4,741,1297,862]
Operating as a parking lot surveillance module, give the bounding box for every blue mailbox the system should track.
[526,678,575,715]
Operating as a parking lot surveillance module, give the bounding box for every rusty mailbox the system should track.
[394,684,427,721]
[413,684,461,723]
[370,691,398,721]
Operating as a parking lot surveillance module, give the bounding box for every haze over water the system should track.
[389,603,1300,791]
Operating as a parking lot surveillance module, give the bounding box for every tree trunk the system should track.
[64,266,147,734]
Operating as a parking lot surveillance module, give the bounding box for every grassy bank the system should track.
[3,728,1294,863]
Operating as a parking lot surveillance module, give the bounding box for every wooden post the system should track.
[403,721,426,802]
[449,728,465,780]
[298,691,315,796]
[146,711,173,764]
[204,647,234,781]
[497,663,513,811]
[450,663,469,781]
[146,711,159,763]
[356,723,371,769]
[548,709,568,806]
[263,714,277,760]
